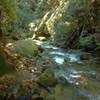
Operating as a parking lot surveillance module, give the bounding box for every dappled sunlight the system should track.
[28,22,36,31]
[33,39,43,45]
[64,21,71,26]
[0,0,100,99]
[6,43,13,48]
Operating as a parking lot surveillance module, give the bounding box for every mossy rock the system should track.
[38,69,57,87]
[14,39,38,58]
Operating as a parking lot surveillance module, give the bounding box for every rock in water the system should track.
[38,68,57,87]
[80,52,93,60]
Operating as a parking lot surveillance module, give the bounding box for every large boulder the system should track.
[14,39,38,58]
[38,68,57,87]
[80,52,93,60]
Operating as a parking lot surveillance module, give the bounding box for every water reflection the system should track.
[41,44,59,50]
[53,56,64,64]
[39,42,100,100]
[52,53,79,64]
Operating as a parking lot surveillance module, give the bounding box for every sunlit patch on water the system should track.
[40,43,80,63]
[33,39,43,45]
[50,51,65,56]
[65,53,79,62]
[51,52,79,64]
[41,44,59,50]
[53,56,64,64]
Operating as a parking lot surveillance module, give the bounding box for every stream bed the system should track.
[1,40,99,100]
[36,41,100,100]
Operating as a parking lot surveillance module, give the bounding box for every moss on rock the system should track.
[38,68,57,87]
[14,39,38,58]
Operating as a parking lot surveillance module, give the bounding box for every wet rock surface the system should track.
[80,52,93,60]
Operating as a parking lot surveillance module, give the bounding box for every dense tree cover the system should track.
[0,0,99,45]
[0,0,99,66]
[0,1,100,99]
[27,0,99,49]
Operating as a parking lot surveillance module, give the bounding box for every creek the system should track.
[35,40,100,100]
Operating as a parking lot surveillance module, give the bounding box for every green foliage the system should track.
[16,0,35,34]
[0,0,16,20]
[79,35,94,46]
[14,39,38,58]
[30,0,94,48]
[95,34,100,52]
[79,35,97,51]
[0,0,17,34]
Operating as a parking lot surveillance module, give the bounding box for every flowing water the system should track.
[39,42,100,100]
